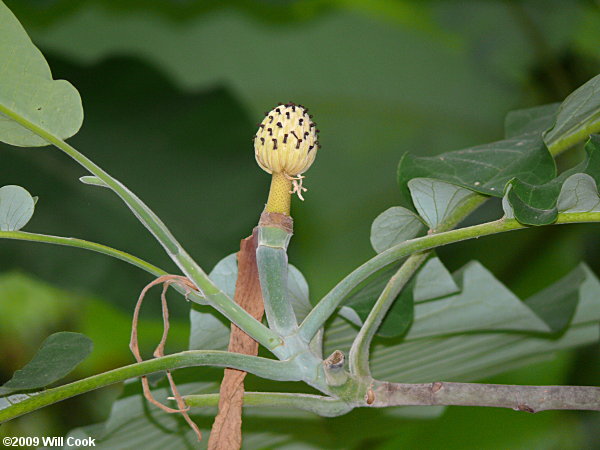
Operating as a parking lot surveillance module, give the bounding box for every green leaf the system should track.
[370,206,425,253]
[0,1,83,147]
[407,178,475,229]
[544,74,600,151]
[0,185,35,231]
[503,135,600,224]
[504,178,561,226]
[0,332,92,395]
[524,265,585,334]
[504,103,560,139]
[397,134,555,199]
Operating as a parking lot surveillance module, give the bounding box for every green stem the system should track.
[546,117,600,157]
[0,230,211,305]
[0,351,297,423]
[0,230,166,276]
[257,225,298,335]
[183,392,352,417]
[299,212,600,342]
[348,252,429,378]
[348,194,487,376]
[0,104,282,351]
[547,121,600,156]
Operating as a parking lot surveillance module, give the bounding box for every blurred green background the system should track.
[1,0,599,448]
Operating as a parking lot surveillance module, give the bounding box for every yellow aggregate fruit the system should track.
[254,102,320,215]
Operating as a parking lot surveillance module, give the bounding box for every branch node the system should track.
[323,350,348,386]
[515,404,536,413]
[431,382,444,394]
[365,388,375,405]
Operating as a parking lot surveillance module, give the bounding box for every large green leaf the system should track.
[404,261,549,340]
[544,74,600,150]
[407,178,476,229]
[0,0,83,147]
[504,103,560,139]
[0,332,92,395]
[0,185,35,231]
[397,134,555,200]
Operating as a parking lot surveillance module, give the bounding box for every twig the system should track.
[370,381,600,412]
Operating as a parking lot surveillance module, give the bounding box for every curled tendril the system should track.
[129,275,203,441]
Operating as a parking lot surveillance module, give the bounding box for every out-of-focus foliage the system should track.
[1,0,600,448]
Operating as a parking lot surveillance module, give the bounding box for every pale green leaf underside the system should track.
[0,0,83,147]
[556,173,600,213]
[405,261,550,339]
[0,185,35,231]
[408,178,475,229]
[370,206,425,253]
[412,257,459,302]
